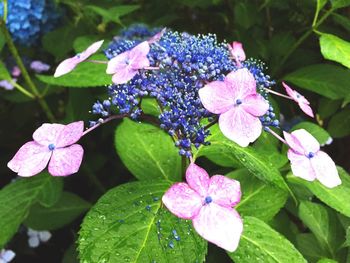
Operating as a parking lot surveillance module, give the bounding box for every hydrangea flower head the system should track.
[54,40,104,77]
[0,0,61,46]
[228,41,246,66]
[27,228,52,248]
[162,163,243,252]
[283,82,314,118]
[0,249,15,263]
[8,121,84,177]
[199,68,269,147]
[106,41,150,84]
[284,129,341,188]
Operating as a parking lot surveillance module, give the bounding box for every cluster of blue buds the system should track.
[0,0,61,46]
[91,24,277,156]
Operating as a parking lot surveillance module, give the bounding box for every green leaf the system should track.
[227,169,288,221]
[115,118,181,182]
[345,227,350,247]
[331,0,350,9]
[0,61,11,80]
[37,177,63,207]
[287,167,350,217]
[298,201,342,256]
[78,181,207,263]
[318,97,342,119]
[36,56,111,88]
[194,125,289,191]
[141,98,161,117]
[73,35,101,53]
[228,216,306,263]
[234,2,257,29]
[317,259,338,263]
[332,13,350,32]
[24,192,91,230]
[327,108,350,138]
[320,33,350,69]
[86,5,140,25]
[284,64,350,99]
[296,233,330,262]
[0,173,57,248]
[291,122,332,145]
[0,31,5,52]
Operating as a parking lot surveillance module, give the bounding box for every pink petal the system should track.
[186,163,210,197]
[111,68,139,85]
[298,102,314,118]
[33,123,65,146]
[56,121,84,148]
[7,141,51,177]
[54,57,80,77]
[30,61,50,73]
[287,149,316,181]
[12,66,21,77]
[129,41,150,64]
[208,175,241,208]
[311,151,341,188]
[242,94,269,116]
[225,68,256,98]
[282,82,296,100]
[198,81,235,114]
[106,51,130,74]
[192,204,243,252]
[131,55,150,70]
[48,144,84,176]
[219,107,263,147]
[290,129,320,154]
[283,131,305,155]
[148,28,166,44]
[230,41,246,62]
[0,80,14,90]
[79,40,104,61]
[162,182,202,219]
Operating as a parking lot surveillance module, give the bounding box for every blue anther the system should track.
[204,196,213,204]
[236,99,242,105]
[48,144,55,151]
[307,152,315,159]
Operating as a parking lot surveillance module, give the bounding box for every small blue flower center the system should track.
[235,99,242,105]
[204,196,213,204]
[125,58,130,65]
[48,144,55,151]
[307,152,315,159]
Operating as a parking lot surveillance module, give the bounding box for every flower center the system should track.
[204,196,213,204]
[48,144,55,151]
[235,99,242,105]
[307,152,315,159]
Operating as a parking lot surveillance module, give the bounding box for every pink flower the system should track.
[106,41,150,85]
[0,249,15,263]
[199,68,269,147]
[162,163,243,252]
[30,61,50,73]
[0,79,15,90]
[11,66,21,77]
[284,129,341,188]
[148,28,166,44]
[228,41,246,66]
[54,40,104,77]
[8,121,84,177]
[283,82,314,118]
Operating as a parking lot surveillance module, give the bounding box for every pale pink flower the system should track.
[30,61,50,73]
[54,40,104,77]
[199,68,269,147]
[0,79,15,90]
[0,249,15,263]
[106,41,150,85]
[148,28,166,44]
[228,41,246,66]
[282,82,314,118]
[8,121,84,177]
[11,66,21,77]
[284,129,341,188]
[162,163,243,252]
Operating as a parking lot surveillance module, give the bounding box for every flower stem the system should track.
[85,59,108,64]
[264,127,287,145]
[0,19,56,122]
[264,88,293,100]
[82,114,128,137]
[3,0,8,22]
[9,80,35,99]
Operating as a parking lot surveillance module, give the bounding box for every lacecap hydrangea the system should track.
[91,24,277,156]
[0,0,61,46]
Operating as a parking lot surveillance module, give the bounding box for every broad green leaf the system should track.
[86,5,140,25]
[194,124,289,191]
[36,56,111,88]
[298,201,343,256]
[320,33,350,69]
[141,98,161,117]
[73,35,101,53]
[269,211,300,244]
[115,118,181,182]
[228,216,306,263]
[0,61,11,80]
[327,108,350,138]
[332,13,350,32]
[227,169,288,221]
[296,233,330,262]
[78,181,207,263]
[38,176,63,207]
[234,2,257,29]
[331,0,350,9]
[24,192,91,230]
[62,242,79,263]
[318,97,342,119]
[287,167,350,217]
[0,173,57,248]
[0,31,5,52]
[64,89,96,122]
[317,259,338,263]
[291,122,332,145]
[345,227,350,247]
[284,64,350,99]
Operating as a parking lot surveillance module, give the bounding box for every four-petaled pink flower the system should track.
[199,68,269,147]
[54,40,104,77]
[228,41,246,66]
[283,82,314,118]
[8,121,84,177]
[148,28,166,44]
[106,41,150,85]
[284,129,341,188]
[162,163,243,252]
